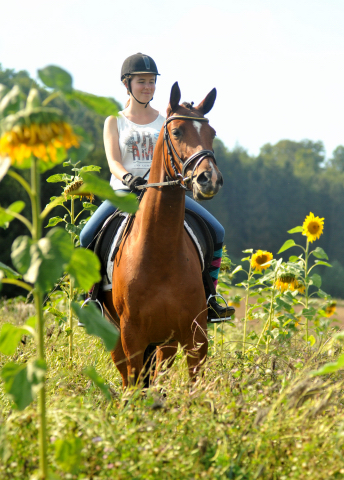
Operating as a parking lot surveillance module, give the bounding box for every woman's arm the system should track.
[103,116,128,180]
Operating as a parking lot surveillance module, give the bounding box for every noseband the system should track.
[163,115,217,186]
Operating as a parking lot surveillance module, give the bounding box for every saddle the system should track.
[89,207,215,304]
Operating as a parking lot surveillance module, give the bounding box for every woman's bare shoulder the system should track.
[104,115,118,128]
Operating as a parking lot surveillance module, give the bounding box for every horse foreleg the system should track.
[111,337,129,388]
[121,326,145,387]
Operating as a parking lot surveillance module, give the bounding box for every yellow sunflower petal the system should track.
[302,212,324,243]
[251,250,273,272]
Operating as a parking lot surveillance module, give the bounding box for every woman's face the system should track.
[129,74,156,103]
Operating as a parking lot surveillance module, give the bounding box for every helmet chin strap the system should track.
[128,79,153,108]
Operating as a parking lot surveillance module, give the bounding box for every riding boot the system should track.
[205,246,235,323]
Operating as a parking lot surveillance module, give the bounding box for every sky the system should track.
[1,0,343,158]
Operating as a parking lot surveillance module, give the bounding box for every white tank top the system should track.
[110,111,165,191]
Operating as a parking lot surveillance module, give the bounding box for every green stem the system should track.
[68,197,75,361]
[74,208,86,222]
[265,280,277,355]
[305,240,309,344]
[242,262,252,355]
[254,270,278,353]
[68,277,73,362]
[3,210,33,233]
[42,90,62,106]
[8,170,33,200]
[0,278,32,291]
[40,195,65,220]
[31,157,48,479]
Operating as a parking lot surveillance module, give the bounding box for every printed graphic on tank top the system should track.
[123,129,155,168]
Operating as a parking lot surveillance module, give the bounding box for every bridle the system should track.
[136,114,217,191]
[163,115,217,187]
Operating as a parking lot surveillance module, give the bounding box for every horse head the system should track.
[165,82,223,201]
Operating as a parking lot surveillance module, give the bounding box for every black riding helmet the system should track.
[121,53,160,108]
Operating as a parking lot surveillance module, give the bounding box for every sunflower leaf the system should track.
[0,324,27,355]
[76,173,138,213]
[278,239,296,254]
[314,261,332,268]
[82,202,97,212]
[287,226,303,234]
[242,249,253,254]
[317,289,329,299]
[38,65,73,93]
[66,249,101,291]
[312,247,328,260]
[68,90,119,117]
[83,366,111,401]
[289,256,299,263]
[71,302,119,351]
[79,165,101,173]
[0,156,11,182]
[0,262,21,279]
[310,273,322,288]
[45,216,65,228]
[231,265,242,275]
[312,354,344,375]
[0,201,26,227]
[46,174,73,183]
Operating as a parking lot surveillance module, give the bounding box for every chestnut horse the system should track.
[104,83,223,387]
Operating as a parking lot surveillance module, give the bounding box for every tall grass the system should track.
[1,297,344,479]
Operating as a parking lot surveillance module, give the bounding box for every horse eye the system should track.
[172,129,181,138]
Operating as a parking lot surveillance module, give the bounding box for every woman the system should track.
[80,53,232,320]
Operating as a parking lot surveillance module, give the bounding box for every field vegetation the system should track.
[1,294,344,479]
[1,63,344,480]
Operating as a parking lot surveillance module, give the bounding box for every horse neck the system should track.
[137,135,185,248]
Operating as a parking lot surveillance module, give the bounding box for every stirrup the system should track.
[78,297,104,327]
[207,293,235,324]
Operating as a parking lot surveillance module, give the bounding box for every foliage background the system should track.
[1,64,344,298]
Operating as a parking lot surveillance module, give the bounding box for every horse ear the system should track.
[167,82,181,114]
[197,88,217,115]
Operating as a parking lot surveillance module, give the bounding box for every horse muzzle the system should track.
[192,169,223,201]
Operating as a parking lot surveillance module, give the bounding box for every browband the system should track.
[165,115,209,125]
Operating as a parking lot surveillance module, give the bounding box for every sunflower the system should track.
[228,301,240,308]
[0,120,79,166]
[293,281,305,295]
[302,212,324,243]
[251,250,273,272]
[325,302,336,318]
[64,177,94,202]
[275,273,297,292]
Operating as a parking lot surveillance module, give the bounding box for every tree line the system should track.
[1,65,343,298]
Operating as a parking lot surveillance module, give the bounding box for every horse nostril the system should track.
[217,172,223,186]
[197,171,212,185]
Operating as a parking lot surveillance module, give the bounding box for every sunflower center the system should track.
[307,221,320,234]
[257,254,268,265]
[280,274,295,283]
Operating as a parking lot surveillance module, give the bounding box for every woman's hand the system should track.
[122,173,147,192]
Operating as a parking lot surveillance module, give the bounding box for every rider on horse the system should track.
[79,53,233,321]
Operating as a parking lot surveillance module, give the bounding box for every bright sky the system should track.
[1,0,343,158]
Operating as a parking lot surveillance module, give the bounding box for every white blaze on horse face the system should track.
[193,121,202,136]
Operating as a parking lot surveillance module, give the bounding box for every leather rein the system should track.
[136,114,217,191]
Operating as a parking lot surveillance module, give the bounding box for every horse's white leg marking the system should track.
[193,121,202,136]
